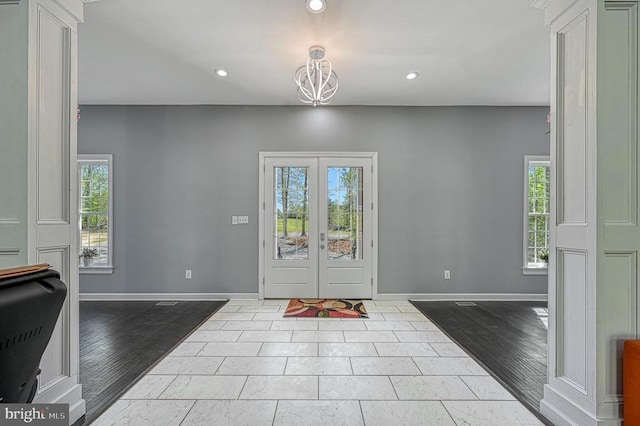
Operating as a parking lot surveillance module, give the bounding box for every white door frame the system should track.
[259,152,378,300]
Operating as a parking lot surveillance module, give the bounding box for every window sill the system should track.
[522,265,548,275]
[80,266,114,275]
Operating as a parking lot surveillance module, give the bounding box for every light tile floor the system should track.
[93,300,543,426]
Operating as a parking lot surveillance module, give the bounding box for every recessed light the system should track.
[215,69,228,77]
[406,72,419,80]
[306,0,326,13]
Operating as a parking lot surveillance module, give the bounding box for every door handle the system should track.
[320,233,325,241]
[320,244,325,249]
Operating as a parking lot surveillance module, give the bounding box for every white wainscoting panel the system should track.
[25,0,84,423]
[596,2,640,419]
[536,0,640,423]
[37,246,70,391]
[0,249,21,269]
[557,12,588,225]
[0,1,27,266]
[556,249,588,392]
[601,252,636,402]
[602,2,638,227]
[36,6,70,224]
[0,143,22,223]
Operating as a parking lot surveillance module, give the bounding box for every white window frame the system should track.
[523,155,550,275]
[78,154,114,274]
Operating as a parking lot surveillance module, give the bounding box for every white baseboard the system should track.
[540,384,599,426]
[79,293,259,301]
[80,292,547,302]
[376,293,548,302]
[69,393,87,426]
[34,382,85,425]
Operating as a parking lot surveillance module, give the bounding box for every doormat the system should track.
[283,299,368,318]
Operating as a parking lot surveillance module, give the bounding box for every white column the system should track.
[533,0,640,424]
[0,0,85,423]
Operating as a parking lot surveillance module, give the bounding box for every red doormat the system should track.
[283,299,368,318]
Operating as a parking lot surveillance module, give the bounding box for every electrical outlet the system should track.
[444,270,451,280]
[185,269,192,279]
[238,215,249,224]
[231,216,238,225]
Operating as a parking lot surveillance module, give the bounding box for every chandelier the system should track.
[294,46,338,106]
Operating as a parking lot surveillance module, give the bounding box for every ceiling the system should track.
[78,0,550,106]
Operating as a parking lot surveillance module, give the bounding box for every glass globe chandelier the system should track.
[294,46,338,106]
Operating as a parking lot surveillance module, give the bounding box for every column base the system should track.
[540,384,619,426]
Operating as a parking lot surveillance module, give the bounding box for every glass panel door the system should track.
[319,158,372,299]
[262,155,374,300]
[264,158,318,298]
[327,167,364,260]
[273,167,310,260]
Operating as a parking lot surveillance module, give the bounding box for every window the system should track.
[523,156,550,274]
[78,154,113,273]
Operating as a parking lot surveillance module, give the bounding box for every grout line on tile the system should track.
[458,375,481,400]
[236,375,249,400]
[387,375,401,401]
[423,342,439,357]
[440,400,459,424]
[213,357,225,375]
[177,400,197,426]
[272,400,279,426]
[194,343,206,357]
[358,400,366,424]
[155,374,180,400]
[410,356,424,375]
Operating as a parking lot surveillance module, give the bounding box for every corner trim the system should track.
[79,292,256,301]
[377,293,548,302]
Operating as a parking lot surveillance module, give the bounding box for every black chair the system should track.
[0,267,67,403]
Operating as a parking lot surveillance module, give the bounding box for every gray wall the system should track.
[78,105,549,295]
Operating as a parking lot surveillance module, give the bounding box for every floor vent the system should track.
[155,301,179,306]
[454,301,478,307]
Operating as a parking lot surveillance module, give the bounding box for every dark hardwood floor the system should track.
[410,300,551,425]
[79,300,226,425]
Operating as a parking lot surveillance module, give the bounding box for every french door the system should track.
[260,153,376,299]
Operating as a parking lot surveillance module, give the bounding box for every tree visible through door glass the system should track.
[327,167,363,260]
[273,167,309,260]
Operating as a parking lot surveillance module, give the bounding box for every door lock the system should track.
[320,244,325,249]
